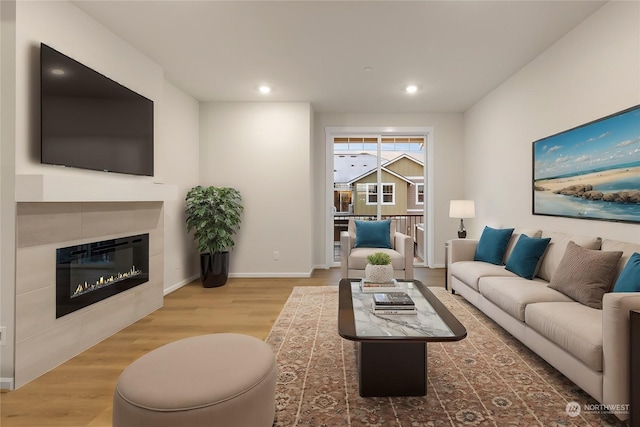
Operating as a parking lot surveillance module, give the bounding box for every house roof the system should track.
[334,153,378,184]
[347,167,415,186]
[335,153,423,185]
[383,153,425,168]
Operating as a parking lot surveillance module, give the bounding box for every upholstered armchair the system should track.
[340,219,414,280]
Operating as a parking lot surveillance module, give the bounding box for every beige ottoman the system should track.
[113,333,277,427]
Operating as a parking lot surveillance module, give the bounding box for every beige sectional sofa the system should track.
[447,228,640,421]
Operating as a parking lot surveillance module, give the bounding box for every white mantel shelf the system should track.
[15,174,179,202]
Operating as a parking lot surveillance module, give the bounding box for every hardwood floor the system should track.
[0,267,443,427]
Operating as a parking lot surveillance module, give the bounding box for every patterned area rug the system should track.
[265,286,626,427]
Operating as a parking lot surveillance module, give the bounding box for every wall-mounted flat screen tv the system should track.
[40,43,154,176]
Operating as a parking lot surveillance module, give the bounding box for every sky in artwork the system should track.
[534,106,640,180]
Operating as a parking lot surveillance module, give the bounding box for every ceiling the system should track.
[71,1,606,114]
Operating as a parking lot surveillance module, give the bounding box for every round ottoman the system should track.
[113,333,277,427]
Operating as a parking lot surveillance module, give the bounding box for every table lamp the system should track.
[449,200,475,238]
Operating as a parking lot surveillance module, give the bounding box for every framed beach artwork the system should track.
[533,105,640,224]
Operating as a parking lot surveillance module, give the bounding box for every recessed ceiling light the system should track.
[50,68,65,76]
[405,85,418,94]
[259,85,271,94]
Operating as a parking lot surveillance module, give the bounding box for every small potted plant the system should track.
[185,185,243,287]
[365,252,393,283]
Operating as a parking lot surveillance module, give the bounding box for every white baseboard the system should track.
[163,274,199,296]
[229,271,312,278]
[1,377,14,390]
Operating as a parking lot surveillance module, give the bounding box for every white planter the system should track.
[365,264,394,283]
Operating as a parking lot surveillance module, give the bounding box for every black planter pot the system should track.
[200,252,230,288]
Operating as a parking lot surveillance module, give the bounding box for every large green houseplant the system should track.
[185,185,243,287]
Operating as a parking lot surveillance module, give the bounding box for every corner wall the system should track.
[3,0,201,388]
[199,102,313,277]
[464,1,640,243]
[0,0,17,388]
[159,81,200,291]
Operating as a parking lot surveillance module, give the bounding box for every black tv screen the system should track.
[40,43,154,176]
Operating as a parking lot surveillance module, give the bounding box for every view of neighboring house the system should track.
[334,153,424,217]
[333,153,426,259]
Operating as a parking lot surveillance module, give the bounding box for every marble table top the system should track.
[349,280,455,339]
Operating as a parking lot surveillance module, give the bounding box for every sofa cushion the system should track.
[503,227,542,262]
[548,241,622,309]
[354,220,392,248]
[525,302,603,372]
[479,276,573,321]
[601,239,640,279]
[474,226,514,265]
[349,219,396,249]
[613,252,640,292]
[505,235,551,279]
[348,247,404,270]
[450,261,516,292]
[537,232,602,282]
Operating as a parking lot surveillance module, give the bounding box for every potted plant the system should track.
[185,185,243,287]
[365,252,393,283]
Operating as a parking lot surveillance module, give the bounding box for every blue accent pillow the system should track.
[505,235,551,279]
[354,220,392,249]
[474,226,515,265]
[613,252,640,292]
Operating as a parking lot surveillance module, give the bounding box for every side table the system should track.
[631,310,639,427]
[444,241,449,291]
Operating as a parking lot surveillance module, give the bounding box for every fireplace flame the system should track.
[72,265,142,298]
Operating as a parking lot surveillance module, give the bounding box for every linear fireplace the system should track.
[56,234,149,318]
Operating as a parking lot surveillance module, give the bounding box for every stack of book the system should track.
[372,292,417,315]
[359,278,401,293]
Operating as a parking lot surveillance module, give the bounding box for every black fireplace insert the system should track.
[56,234,149,318]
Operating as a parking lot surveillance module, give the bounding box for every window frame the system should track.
[366,183,395,206]
[415,183,425,205]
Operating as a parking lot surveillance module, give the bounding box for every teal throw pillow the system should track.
[474,226,515,265]
[354,220,392,249]
[505,235,551,279]
[613,252,640,292]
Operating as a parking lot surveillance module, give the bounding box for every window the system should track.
[366,183,395,205]
[416,183,424,204]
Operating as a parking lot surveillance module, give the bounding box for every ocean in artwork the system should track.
[534,163,640,222]
[534,191,640,222]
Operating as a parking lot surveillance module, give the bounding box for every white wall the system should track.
[313,113,465,267]
[465,1,640,243]
[0,0,17,388]
[13,0,200,293]
[160,81,200,291]
[15,1,163,179]
[199,102,314,276]
[1,0,201,386]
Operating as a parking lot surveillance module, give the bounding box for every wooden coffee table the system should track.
[338,278,467,397]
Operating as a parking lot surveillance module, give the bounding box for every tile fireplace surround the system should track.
[14,201,164,388]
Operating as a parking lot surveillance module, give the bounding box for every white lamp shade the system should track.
[449,200,475,218]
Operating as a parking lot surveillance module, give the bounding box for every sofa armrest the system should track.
[602,292,640,418]
[448,239,479,263]
[394,232,414,280]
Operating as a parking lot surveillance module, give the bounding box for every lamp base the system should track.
[457,219,467,239]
